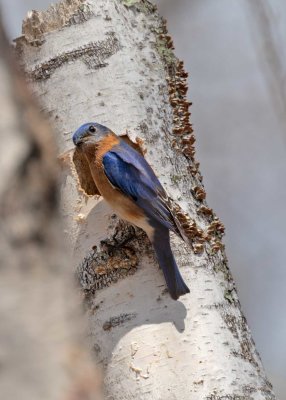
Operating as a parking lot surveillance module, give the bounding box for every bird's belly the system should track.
[92,165,154,239]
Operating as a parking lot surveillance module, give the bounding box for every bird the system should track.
[72,122,190,300]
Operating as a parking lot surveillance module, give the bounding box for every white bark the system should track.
[17,1,275,399]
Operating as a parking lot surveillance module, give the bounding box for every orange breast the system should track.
[86,135,145,224]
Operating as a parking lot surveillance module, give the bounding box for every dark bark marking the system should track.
[77,220,151,297]
[27,33,122,81]
[103,313,137,331]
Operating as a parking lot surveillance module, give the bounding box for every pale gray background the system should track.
[1,0,285,397]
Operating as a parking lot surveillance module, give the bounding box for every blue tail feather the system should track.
[152,228,190,300]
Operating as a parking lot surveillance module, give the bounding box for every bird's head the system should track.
[72,122,112,147]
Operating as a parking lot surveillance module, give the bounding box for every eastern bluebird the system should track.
[73,122,190,300]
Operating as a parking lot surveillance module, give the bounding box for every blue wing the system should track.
[102,139,178,233]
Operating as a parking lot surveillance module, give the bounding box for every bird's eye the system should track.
[88,125,96,133]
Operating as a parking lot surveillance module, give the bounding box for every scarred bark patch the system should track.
[77,219,151,296]
[27,33,122,81]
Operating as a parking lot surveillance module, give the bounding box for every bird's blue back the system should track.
[102,139,176,232]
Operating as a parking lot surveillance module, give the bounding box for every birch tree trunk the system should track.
[17,1,275,399]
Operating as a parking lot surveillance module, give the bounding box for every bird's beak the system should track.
[73,133,92,147]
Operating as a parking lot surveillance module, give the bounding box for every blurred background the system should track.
[1,0,285,397]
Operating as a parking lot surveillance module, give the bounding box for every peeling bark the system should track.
[17,1,275,399]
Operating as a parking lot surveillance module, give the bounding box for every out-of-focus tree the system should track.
[0,17,101,400]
